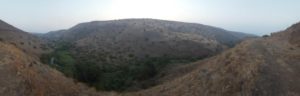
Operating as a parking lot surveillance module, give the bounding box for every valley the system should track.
[0,19,299,96]
[39,19,254,91]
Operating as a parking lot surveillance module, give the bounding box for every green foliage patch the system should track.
[41,43,206,91]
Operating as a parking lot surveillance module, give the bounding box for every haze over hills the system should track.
[0,19,299,96]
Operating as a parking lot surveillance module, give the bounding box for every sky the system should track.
[0,0,300,35]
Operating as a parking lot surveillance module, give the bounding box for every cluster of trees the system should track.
[40,43,206,91]
[40,44,75,77]
[74,56,173,91]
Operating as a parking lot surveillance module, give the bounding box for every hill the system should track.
[0,20,49,57]
[43,19,256,63]
[0,20,104,96]
[125,22,300,96]
[2,19,298,96]
[40,19,255,91]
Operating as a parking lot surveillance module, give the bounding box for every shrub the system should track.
[262,35,269,38]
[128,54,134,58]
[40,42,76,77]
[75,62,101,83]
[41,50,76,77]
[56,51,76,77]
[20,42,24,45]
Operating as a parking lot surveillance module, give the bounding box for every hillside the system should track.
[124,22,300,96]
[288,23,300,46]
[40,19,255,91]
[0,20,97,96]
[45,19,254,47]
[0,20,49,57]
[0,20,121,96]
[0,41,94,96]
[43,19,256,65]
[2,19,299,96]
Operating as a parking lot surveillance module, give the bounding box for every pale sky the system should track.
[0,0,300,35]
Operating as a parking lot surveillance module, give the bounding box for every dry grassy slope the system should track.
[289,23,300,46]
[0,41,127,96]
[0,20,49,57]
[0,42,97,96]
[122,23,300,96]
[0,20,120,96]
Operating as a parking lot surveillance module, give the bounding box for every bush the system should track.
[262,35,269,38]
[40,42,76,77]
[75,62,101,83]
[20,42,24,45]
[96,70,132,91]
[55,51,76,77]
[41,50,76,77]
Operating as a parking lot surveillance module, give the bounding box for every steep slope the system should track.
[0,20,49,57]
[288,23,300,46]
[124,22,300,96]
[0,20,21,31]
[0,20,87,96]
[0,42,89,96]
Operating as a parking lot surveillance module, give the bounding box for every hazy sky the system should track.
[0,0,300,35]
